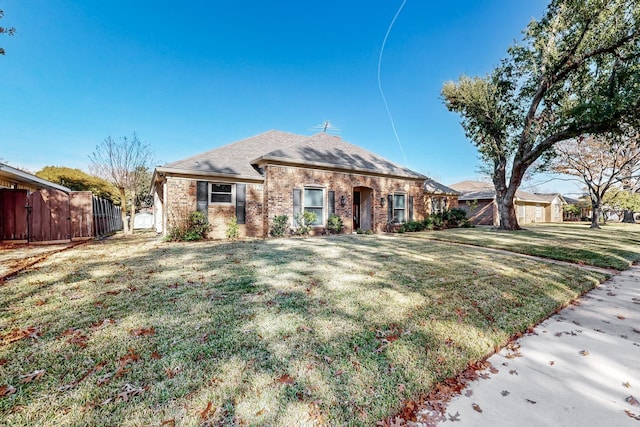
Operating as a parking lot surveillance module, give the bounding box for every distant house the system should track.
[0,162,71,194]
[449,180,565,226]
[151,130,458,238]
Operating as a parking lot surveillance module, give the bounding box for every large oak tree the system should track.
[442,0,640,230]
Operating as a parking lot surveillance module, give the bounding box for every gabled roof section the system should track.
[251,132,426,180]
[157,130,308,180]
[0,162,71,193]
[424,178,459,195]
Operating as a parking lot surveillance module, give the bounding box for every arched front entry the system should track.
[352,186,373,232]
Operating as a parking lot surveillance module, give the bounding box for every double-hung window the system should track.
[210,183,233,204]
[393,194,406,223]
[304,188,324,225]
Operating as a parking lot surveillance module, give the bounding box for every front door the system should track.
[353,191,361,230]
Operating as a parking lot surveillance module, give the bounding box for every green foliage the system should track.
[36,166,120,203]
[327,214,344,234]
[442,0,640,229]
[604,187,640,212]
[225,217,240,240]
[397,209,469,233]
[166,211,211,241]
[294,211,317,235]
[270,215,289,237]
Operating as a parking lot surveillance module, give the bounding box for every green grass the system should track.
[412,222,640,270]
[0,230,615,426]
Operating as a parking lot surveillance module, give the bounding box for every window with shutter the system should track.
[293,188,301,225]
[409,196,414,221]
[236,184,246,224]
[328,191,335,216]
[196,181,208,219]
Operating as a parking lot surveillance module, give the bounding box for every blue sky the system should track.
[0,0,583,194]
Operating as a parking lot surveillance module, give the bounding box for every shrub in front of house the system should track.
[294,211,317,235]
[327,214,344,234]
[396,208,469,234]
[225,217,240,240]
[166,210,211,241]
[270,215,289,237]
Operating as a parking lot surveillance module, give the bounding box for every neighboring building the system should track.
[151,130,458,238]
[0,162,71,194]
[449,180,565,226]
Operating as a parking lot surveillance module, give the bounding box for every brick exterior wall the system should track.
[164,177,264,239]
[163,167,458,238]
[263,164,427,235]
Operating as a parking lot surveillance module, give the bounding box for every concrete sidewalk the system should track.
[431,265,640,426]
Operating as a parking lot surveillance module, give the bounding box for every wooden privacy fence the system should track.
[0,188,122,242]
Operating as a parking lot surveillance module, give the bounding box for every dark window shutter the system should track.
[236,184,246,224]
[293,188,302,224]
[409,196,414,221]
[328,191,335,216]
[196,181,208,219]
[387,194,393,222]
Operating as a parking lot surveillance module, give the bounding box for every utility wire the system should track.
[378,0,408,166]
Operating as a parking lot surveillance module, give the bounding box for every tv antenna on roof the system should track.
[311,121,341,134]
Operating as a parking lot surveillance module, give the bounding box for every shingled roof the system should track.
[251,132,426,179]
[157,130,307,181]
[157,130,426,181]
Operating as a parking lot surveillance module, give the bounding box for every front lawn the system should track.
[412,222,640,270]
[0,232,610,426]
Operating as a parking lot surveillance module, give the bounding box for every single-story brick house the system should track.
[151,130,458,238]
[449,180,565,226]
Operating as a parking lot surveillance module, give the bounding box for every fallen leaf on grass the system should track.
[626,395,640,406]
[20,369,45,383]
[277,374,295,385]
[165,366,183,379]
[472,403,483,413]
[1,327,41,345]
[579,350,590,356]
[160,419,176,426]
[96,372,113,386]
[34,299,46,306]
[60,328,89,348]
[151,351,162,360]
[200,401,213,420]
[130,327,155,336]
[0,384,17,397]
[0,358,8,366]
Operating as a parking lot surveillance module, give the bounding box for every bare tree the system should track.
[89,133,154,235]
[551,132,640,228]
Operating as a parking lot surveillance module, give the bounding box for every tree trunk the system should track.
[119,187,129,235]
[590,201,601,229]
[495,191,521,230]
[622,210,636,223]
[128,189,136,235]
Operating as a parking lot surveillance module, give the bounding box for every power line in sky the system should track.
[377,0,408,166]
